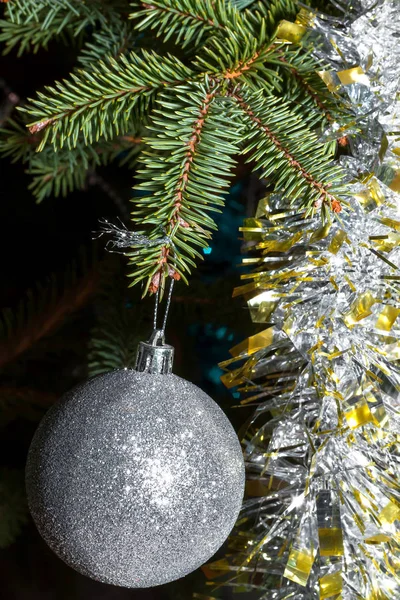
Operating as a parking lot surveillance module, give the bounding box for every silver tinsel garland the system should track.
[215,2,400,599]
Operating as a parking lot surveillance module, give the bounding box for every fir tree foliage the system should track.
[0,0,351,293]
[130,79,244,291]
[78,22,136,67]
[0,0,110,54]
[20,50,192,151]
[0,248,96,369]
[0,116,143,202]
[0,468,28,548]
[88,264,146,376]
[236,88,349,218]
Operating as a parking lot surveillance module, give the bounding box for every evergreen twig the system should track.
[0,0,352,292]
[0,254,98,368]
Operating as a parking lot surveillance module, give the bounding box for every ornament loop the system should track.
[135,329,174,374]
[153,278,175,335]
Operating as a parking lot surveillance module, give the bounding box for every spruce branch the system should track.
[231,88,349,217]
[0,117,38,162]
[129,0,298,57]
[28,152,88,201]
[194,30,284,91]
[280,54,335,123]
[0,253,98,369]
[19,51,194,150]
[129,0,242,48]
[242,0,297,37]
[28,136,143,201]
[276,46,354,131]
[0,0,124,55]
[88,266,145,376]
[128,78,243,293]
[0,117,143,200]
[78,22,136,67]
[0,0,353,292]
[231,0,258,8]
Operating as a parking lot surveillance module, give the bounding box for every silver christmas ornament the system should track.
[26,331,245,588]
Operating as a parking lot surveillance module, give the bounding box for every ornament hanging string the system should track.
[153,278,175,336]
[94,217,175,337]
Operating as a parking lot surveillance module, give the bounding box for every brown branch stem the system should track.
[149,86,218,293]
[224,51,260,80]
[29,78,186,135]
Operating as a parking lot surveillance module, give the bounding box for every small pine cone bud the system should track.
[178,217,190,228]
[29,118,54,134]
[149,272,161,294]
[168,266,181,281]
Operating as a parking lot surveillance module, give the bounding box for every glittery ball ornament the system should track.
[26,331,245,588]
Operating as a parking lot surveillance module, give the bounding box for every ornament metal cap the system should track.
[135,330,174,374]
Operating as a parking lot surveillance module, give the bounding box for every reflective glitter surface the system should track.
[25,370,245,588]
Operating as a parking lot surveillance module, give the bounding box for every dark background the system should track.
[0,30,260,600]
